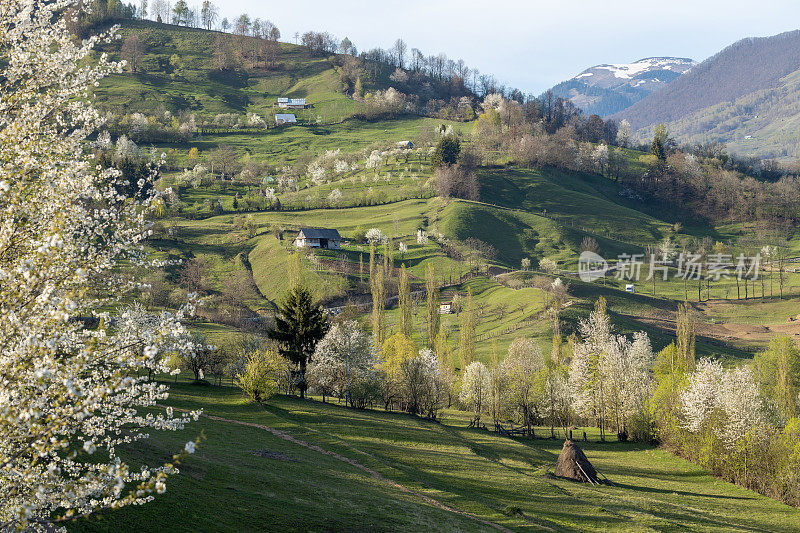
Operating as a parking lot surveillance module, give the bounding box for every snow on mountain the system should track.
[548,57,696,117]
[591,57,696,81]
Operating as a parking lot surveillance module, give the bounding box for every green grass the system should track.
[180,117,468,165]
[96,21,353,119]
[71,385,800,532]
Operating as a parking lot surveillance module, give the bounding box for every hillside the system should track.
[644,68,800,159]
[548,57,695,117]
[71,384,800,532]
[93,20,470,124]
[615,30,800,157]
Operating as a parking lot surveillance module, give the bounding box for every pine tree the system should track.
[651,123,668,162]
[267,286,329,398]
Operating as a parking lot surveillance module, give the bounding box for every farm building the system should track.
[439,302,453,314]
[293,227,341,249]
[396,140,414,149]
[278,97,307,109]
[275,114,297,125]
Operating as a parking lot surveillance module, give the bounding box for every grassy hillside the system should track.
[617,30,800,159]
[653,69,800,160]
[95,20,354,120]
[71,384,800,532]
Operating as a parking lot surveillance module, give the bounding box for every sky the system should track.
[213,0,800,95]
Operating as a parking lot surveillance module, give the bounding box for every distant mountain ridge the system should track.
[614,30,800,159]
[549,57,695,117]
[615,30,800,129]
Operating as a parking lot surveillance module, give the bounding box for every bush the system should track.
[352,225,367,243]
[431,135,461,168]
[235,350,286,402]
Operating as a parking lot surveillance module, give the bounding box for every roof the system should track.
[296,227,341,240]
[275,114,297,122]
[278,97,306,105]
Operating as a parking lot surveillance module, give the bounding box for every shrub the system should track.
[235,350,286,402]
[431,135,461,168]
[352,225,367,243]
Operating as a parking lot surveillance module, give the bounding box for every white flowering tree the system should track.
[307,321,376,407]
[327,188,343,205]
[501,339,543,429]
[460,361,491,426]
[334,159,349,174]
[365,228,386,244]
[569,298,613,438]
[0,2,199,529]
[681,358,767,448]
[307,161,326,185]
[400,348,447,419]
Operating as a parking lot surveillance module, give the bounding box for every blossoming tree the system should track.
[0,1,199,529]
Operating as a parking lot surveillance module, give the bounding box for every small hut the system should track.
[553,440,598,483]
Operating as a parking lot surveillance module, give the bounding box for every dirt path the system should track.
[181,409,516,533]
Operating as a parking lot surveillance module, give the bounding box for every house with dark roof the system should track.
[293,227,341,249]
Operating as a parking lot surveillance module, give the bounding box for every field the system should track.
[71,384,800,532]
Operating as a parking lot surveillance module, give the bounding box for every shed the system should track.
[439,302,453,314]
[293,227,341,249]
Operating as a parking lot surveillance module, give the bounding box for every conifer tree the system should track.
[268,286,329,399]
[651,123,668,162]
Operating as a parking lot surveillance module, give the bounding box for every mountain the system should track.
[615,30,800,159]
[548,57,695,117]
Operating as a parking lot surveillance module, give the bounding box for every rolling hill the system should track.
[548,57,695,117]
[93,20,467,124]
[615,30,800,158]
[70,384,800,532]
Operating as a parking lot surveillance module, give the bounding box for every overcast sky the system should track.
[214,1,800,94]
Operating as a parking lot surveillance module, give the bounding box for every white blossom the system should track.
[0,5,200,528]
[365,228,386,244]
[307,161,326,185]
[681,359,766,447]
[327,188,342,205]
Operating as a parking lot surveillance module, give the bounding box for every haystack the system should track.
[553,440,598,483]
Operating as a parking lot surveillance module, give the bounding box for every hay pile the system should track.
[553,440,598,483]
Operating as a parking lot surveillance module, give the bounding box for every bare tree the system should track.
[200,0,218,30]
[121,34,144,73]
[213,34,234,70]
[392,38,407,69]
